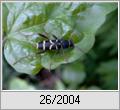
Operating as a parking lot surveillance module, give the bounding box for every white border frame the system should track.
[0,0,119,92]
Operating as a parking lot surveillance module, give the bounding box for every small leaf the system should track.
[62,61,86,85]
[54,80,66,90]
[9,78,36,90]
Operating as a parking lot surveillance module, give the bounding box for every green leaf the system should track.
[3,56,16,89]
[9,77,36,90]
[4,38,42,74]
[87,86,101,90]
[3,3,117,74]
[97,10,118,55]
[96,3,117,15]
[54,80,66,90]
[2,3,9,34]
[61,61,86,85]
[96,60,118,90]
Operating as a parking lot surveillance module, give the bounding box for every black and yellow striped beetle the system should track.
[37,33,74,52]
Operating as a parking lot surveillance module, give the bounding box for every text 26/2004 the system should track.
[40,95,80,104]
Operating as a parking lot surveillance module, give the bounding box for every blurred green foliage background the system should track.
[2,2,118,90]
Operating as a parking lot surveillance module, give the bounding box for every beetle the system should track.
[37,33,74,52]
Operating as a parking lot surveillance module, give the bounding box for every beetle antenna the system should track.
[38,33,49,40]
